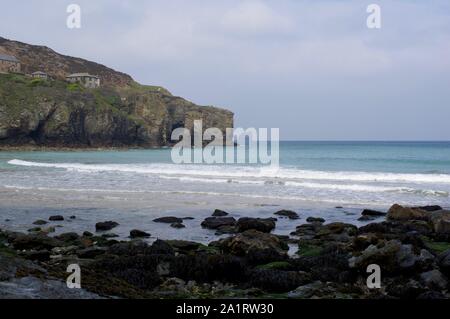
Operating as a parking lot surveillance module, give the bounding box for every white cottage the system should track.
[66,73,100,88]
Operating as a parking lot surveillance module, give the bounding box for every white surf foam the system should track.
[8,159,450,185]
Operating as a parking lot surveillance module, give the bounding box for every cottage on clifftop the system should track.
[66,72,100,88]
[31,71,49,79]
[0,54,21,73]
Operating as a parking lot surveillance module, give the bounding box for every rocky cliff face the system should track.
[0,37,233,147]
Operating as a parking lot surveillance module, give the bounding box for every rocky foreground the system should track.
[0,204,449,299]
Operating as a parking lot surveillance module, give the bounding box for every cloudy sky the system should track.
[1,0,450,140]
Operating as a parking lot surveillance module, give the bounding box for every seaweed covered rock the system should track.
[236,217,276,233]
[387,204,429,221]
[212,230,288,264]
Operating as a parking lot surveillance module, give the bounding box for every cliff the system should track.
[0,37,233,147]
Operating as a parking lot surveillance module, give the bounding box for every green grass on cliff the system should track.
[126,81,171,96]
[0,74,182,143]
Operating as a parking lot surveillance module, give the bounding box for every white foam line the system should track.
[8,159,450,184]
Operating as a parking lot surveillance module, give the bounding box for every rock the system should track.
[49,215,64,221]
[148,239,175,255]
[287,281,330,299]
[358,220,432,237]
[83,231,93,237]
[274,210,299,220]
[69,215,76,219]
[32,220,47,226]
[0,276,103,299]
[214,225,237,235]
[414,205,443,212]
[348,240,402,271]
[438,249,450,273]
[12,234,62,251]
[236,217,276,233]
[291,223,319,239]
[107,240,149,256]
[166,240,202,252]
[51,245,79,256]
[55,232,79,242]
[153,217,183,224]
[212,209,229,217]
[387,204,429,221]
[95,221,119,231]
[170,222,185,229]
[248,269,311,292]
[77,247,106,259]
[213,229,288,264]
[129,229,151,238]
[350,239,435,273]
[101,233,118,238]
[28,227,42,233]
[21,250,51,262]
[430,210,450,234]
[419,270,448,290]
[396,244,418,268]
[306,217,325,224]
[201,217,236,230]
[319,222,357,236]
[361,209,386,216]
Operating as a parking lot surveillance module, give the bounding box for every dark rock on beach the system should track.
[95,221,119,231]
[55,232,79,242]
[170,222,185,229]
[10,233,62,251]
[236,217,276,233]
[49,215,64,221]
[387,204,429,221]
[415,205,443,212]
[212,230,288,264]
[361,209,387,216]
[1,202,450,299]
[153,217,183,224]
[129,229,151,238]
[274,210,299,220]
[306,217,325,224]
[201,217,236,230]
[212,209,229,217]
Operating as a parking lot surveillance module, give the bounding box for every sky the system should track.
[1,0,450,140]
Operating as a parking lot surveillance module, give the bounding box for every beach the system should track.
[0,142,449,298]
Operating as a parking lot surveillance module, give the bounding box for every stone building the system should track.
[66,73,100,88]
[31,71,49,79]
[0,54,21,73]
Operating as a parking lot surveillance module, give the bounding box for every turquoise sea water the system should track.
[1,141,449,208]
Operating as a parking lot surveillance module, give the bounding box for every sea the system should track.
[1,141,449,243]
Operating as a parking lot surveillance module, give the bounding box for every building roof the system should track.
[66,73,99,79]
[0,53,19,63]
[32,71,47,75]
